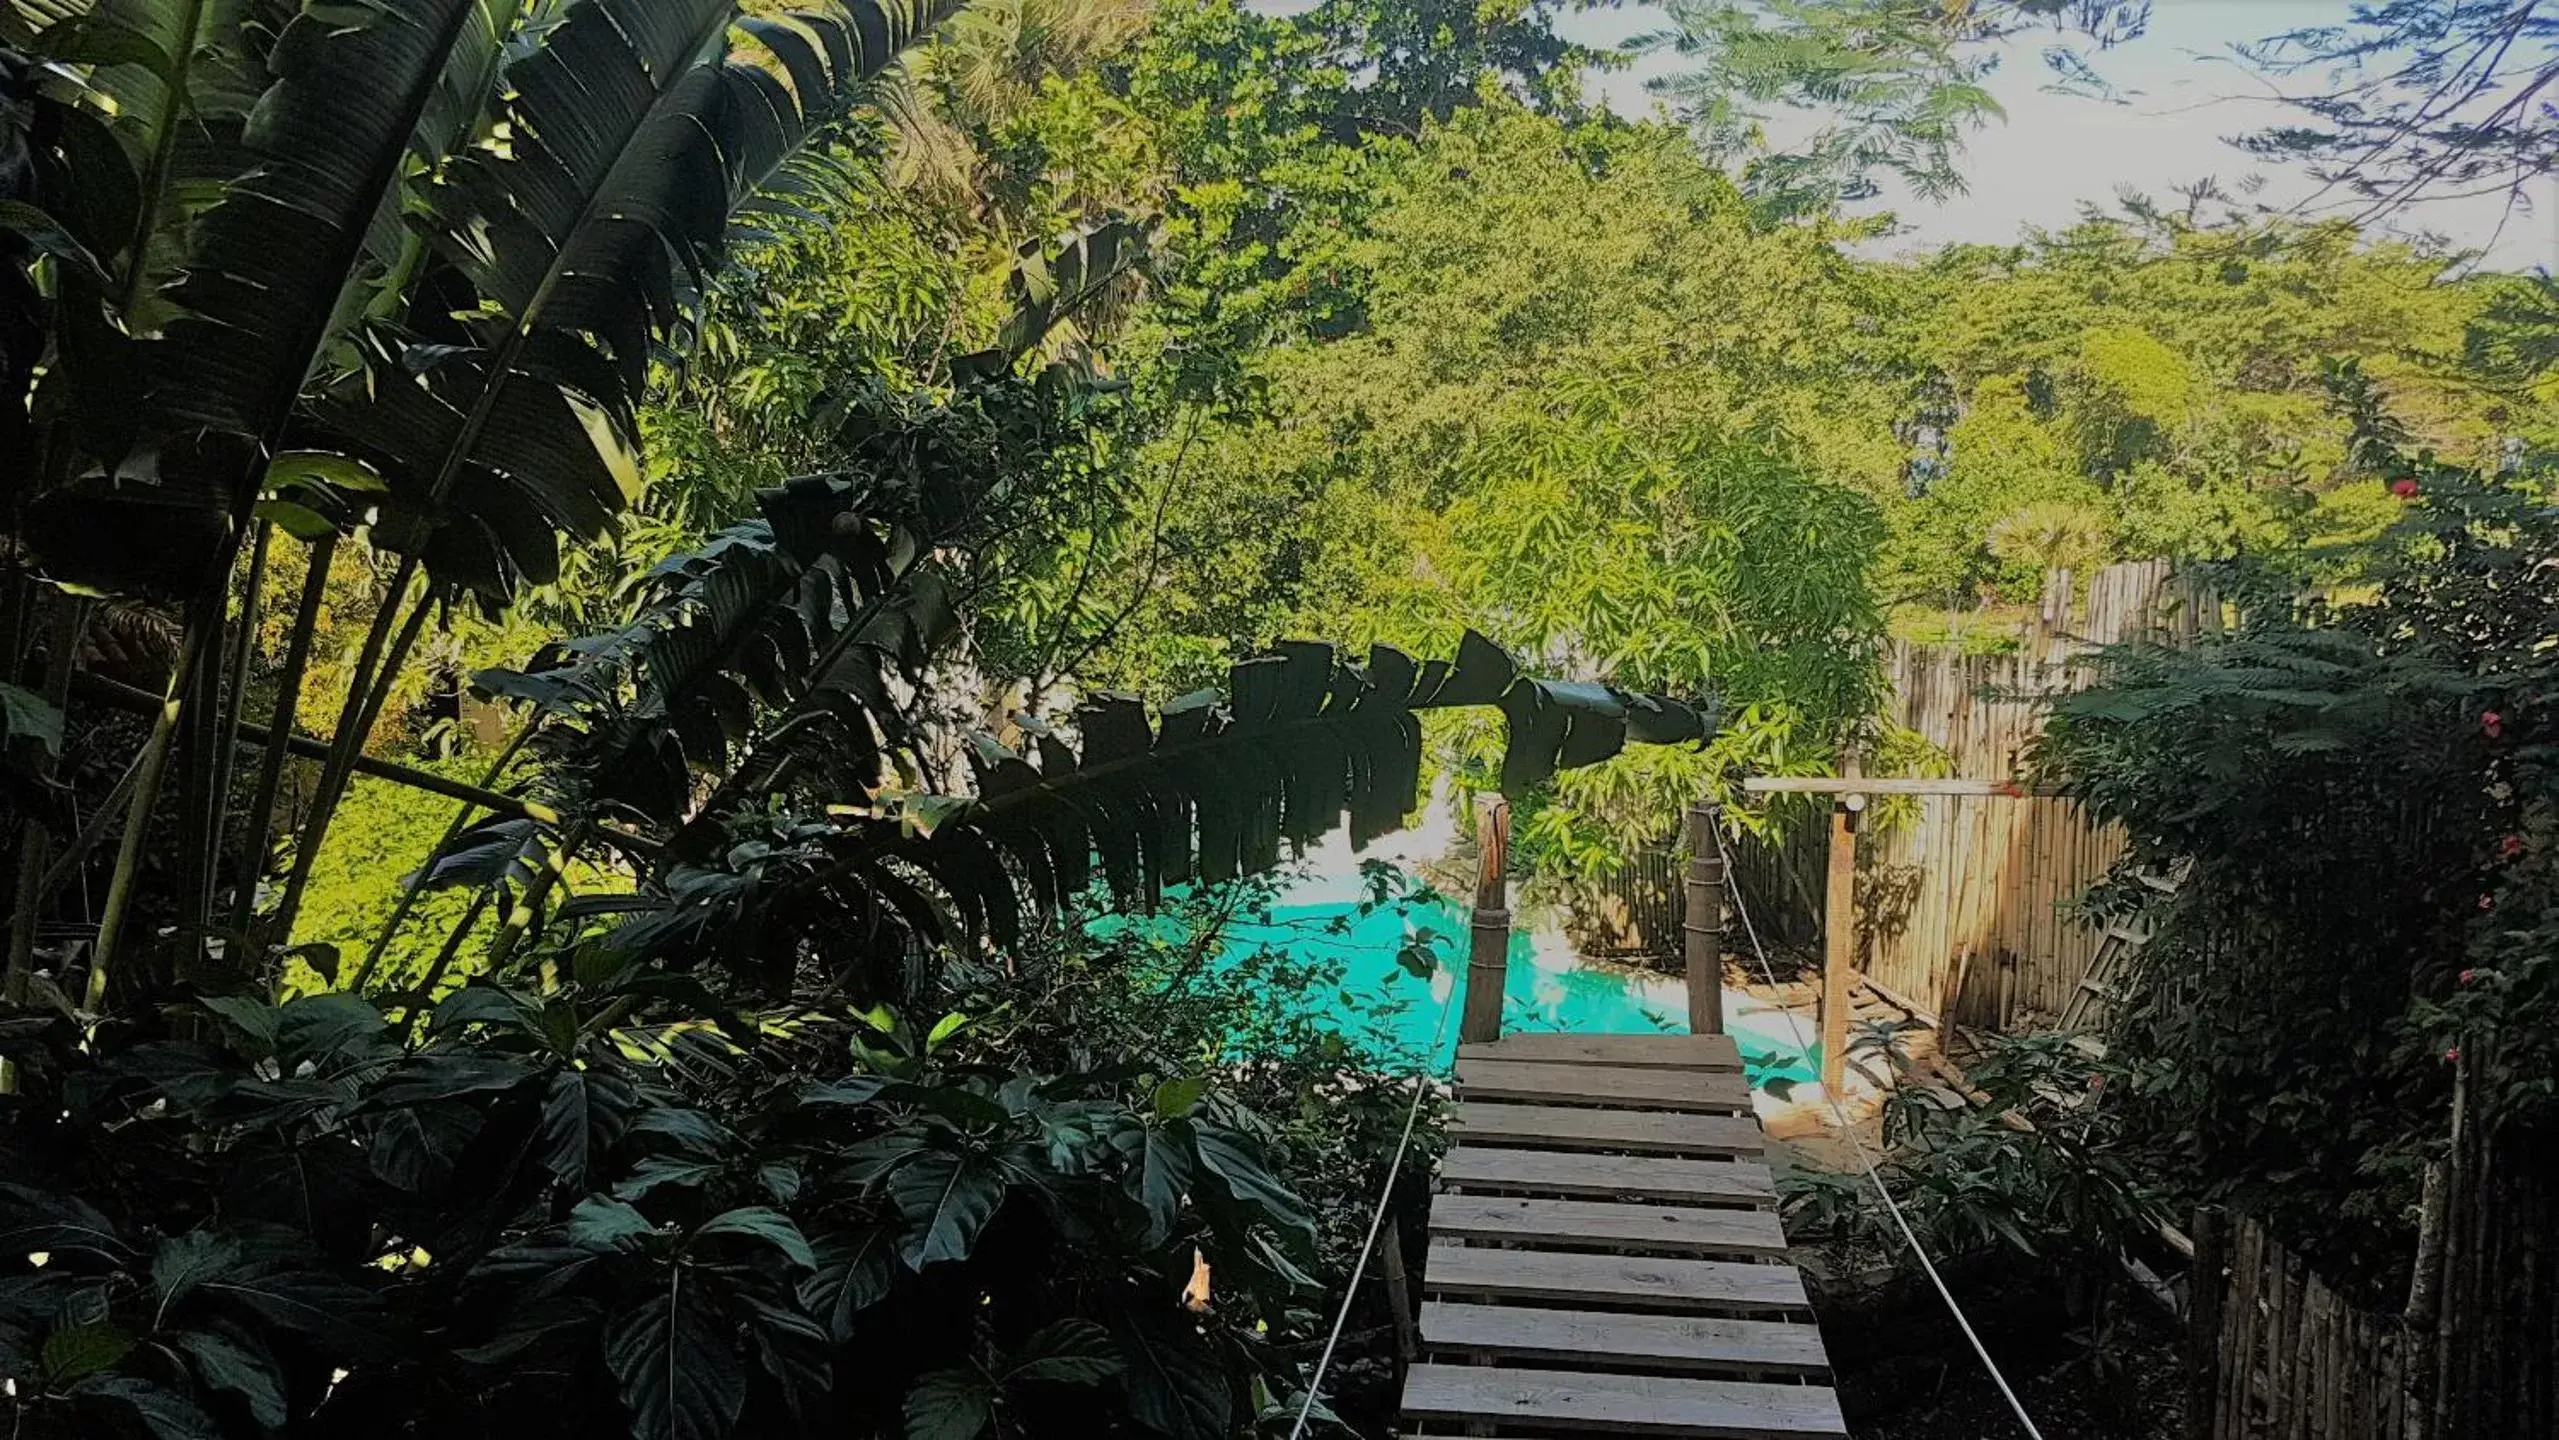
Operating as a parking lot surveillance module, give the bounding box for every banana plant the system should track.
[0,0,968,1010]
[453,508,1715,1007]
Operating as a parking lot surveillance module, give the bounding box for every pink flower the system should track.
[2460,968,2477,985]
[2478,893,2496,911]
[2482,710,2505,738]
[2391,478,2421,499]
[2445,1047,2461,1064]
[2501,834,2526,859]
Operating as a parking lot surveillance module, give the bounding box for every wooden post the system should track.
[2186,1207,2227,1440]
[1379,1217,1419,1368]
[1681,802,1725,1036]
[1459,795,1511,1046]
[1820,797,1857,1095]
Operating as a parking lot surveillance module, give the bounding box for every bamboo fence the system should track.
[2196,1215,2423,1439]
[2185,1055,2558,1438]
[1725,560,2218,1029]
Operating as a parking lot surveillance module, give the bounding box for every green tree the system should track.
[1097,106,1898,869]
[1639,0,2152,218]
[2036,363,2559,1283]
[1884,214,2554,611]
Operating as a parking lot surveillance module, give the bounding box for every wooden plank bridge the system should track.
[1397,1031,1848,1437]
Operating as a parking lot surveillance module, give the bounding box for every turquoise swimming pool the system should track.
[1208,874,1822,1091]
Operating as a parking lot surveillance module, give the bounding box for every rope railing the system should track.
[1712,822,2049,1440]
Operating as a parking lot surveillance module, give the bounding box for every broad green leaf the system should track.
[265,451,391,496]
[0,200,108,282]
[274,993,390,1068]
[1129,1128,1193,1247]
[798,1227,898,1343]
[42,1320,132,1383]
[151,1231,242,1313]
[361,1054,532,1109]
[195,995,279,1054]
[924,1011,971,1050]
[1150,1076,1207,1120]
[540,1068,597,1189]
[425,984,532,1035]
[70,1374,220,1440]
[1005,1318,1121,1386]
[902,1368,994,1440]
[1111,1307,1230,1440]
[198,1268,385,1350]
[614,1156,727,1201]
[605,1275,744,1440]
[565,1196,656,1253]
[756,1161,802,1206]
[628,1107,736,1157]
[1192,1126,1315,1242]
[172,1328,286,1430]
[154,0,487,440]
[0,1182,130,1261]
[0,680,61,760]
[886,1151,1006,1269]
[693,1207,815,1271]
[252,498,336,542]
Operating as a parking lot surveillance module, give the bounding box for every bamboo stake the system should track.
[5,602,86,1012]
[231,532,338,940]
[267,584,433,942]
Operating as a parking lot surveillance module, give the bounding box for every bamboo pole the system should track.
[1681,801,1725,1036]
[1458,795,1511,1046]
[74,671,541,820]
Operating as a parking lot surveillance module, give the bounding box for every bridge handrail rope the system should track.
[1286,955,1458,1440]
[1713,823,2049,1440]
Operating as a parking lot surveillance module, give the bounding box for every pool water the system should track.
[1210,872,1822,1091]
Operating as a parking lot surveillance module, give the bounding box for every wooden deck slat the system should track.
[1437,1147,1778,1208]
[1401,1363,1848,1437]
[1454,1103,1765,1159]
[1419,1301,1831,1378]
[1429,1194,1791,1259]
[1407,1030,1837,1437]
[1422,1245,1809,1314]
[1462,1033,1742,1071]
[1457,1058,1753,1114]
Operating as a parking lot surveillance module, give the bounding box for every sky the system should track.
[1559,0,2559,272]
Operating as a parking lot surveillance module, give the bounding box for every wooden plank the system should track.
[1464,1033,1742,1072]
[1419,1301,1830,1378]
[1453,1103,1765,1159]
[1422,1245,1809,1314]
[1436,1147,1777,1209]
[1428,1194,1791,1259]
[1401,1363,1848,1437]
[1456,1058,1753,1114]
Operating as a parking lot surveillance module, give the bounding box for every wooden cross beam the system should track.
[1738,772,2052,1094]
[1741,776,2060,797]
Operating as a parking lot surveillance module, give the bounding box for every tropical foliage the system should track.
[2037,364,2559,1284]
[5,0,2559,1433]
